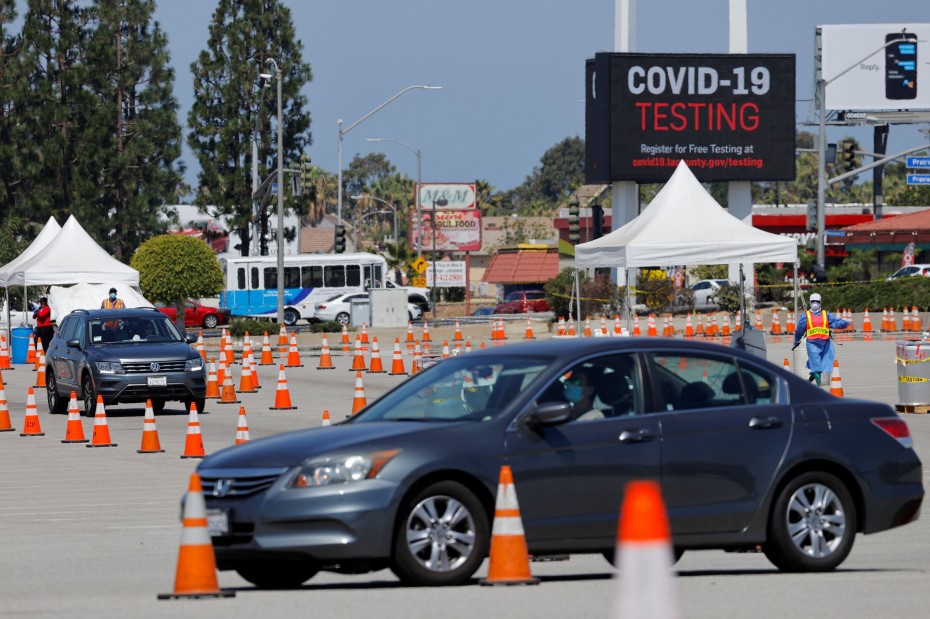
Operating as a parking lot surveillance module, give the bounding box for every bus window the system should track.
[251,267,260,289]
[324,265,345,287]
[346,264,361,287]
[237,268,246,290]
[264,267,277,289]
[373,265,383,286]
[284,267,300,288]
[302,265,322,288]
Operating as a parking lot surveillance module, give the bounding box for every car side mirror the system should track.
[66,338,81,349]
[528,401,573,427]
[185,333,197,344]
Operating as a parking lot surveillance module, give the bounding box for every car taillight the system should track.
[871,417,913,448]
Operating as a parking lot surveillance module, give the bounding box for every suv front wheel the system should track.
[81,373,97,417]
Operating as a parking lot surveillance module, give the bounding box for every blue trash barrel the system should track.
[11,326,33,364]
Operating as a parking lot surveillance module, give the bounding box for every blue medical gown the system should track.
[793,310,851,373]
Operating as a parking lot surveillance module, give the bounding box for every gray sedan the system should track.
[197,338,923,587]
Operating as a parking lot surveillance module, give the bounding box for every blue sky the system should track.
[17,1,930,192]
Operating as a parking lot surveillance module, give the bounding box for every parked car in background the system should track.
[1,299,36,328]
[312,292,422,326]
[196,338,922,588]
[45,308,206,416]
[155,300,230,329]
[471,306,495,317]
[689,279,730,310]
[889,264,930,280]
[171,218,229,253]
[493,290,549,314]
[384,280,431,312]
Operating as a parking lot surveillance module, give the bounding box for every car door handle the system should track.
[619,429,656,443]
[749,416,783,429]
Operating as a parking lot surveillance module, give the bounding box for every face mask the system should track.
[810,301,821,310]
[564,383,583,404]
[109,293,116,301]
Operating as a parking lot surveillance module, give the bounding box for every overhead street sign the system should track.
[907,174,930,186]
[907,156,930,169]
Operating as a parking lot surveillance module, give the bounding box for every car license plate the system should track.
[147,376,167,387]
[206,509,229,536]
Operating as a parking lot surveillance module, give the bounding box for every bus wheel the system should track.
[283,308,300,326]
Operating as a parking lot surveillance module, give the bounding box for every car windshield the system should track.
[87,316,184,344]
[353,355,552,423]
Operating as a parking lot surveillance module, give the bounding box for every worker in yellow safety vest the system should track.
[792,292,850,386]
[100,287,126,309]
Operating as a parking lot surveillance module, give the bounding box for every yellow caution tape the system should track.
[898,375,930,383]
[896,356,930,365]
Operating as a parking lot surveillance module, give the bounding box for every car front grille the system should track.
[201,473,281,498]
[122,361,188,373]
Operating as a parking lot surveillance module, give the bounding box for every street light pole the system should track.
[267,57,284,324]
[366,137,422,256]
[351,194,397,247]
[336,85,441,232]
[252,74,270,256]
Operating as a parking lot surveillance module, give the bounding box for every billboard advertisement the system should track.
[585,53,796,183]
[417,183,477,210]
[424,261,467,288]
[820,24,929,111]
[409,209,482,252]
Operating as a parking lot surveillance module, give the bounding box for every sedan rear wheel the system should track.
[202,314,219,329]
[335,312,350,326]
[390,481,489,586]
[764,472,856,572]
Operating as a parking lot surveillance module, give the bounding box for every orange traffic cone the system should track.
[157,473,235,600]
[259,331,274,365]
[26,333,36,364]
[179,402,205,458]
[830,359,845,397]
[912,306,922,331]
[524,319,535,340]
[0,375,14,432]
[453,320,463,341]
[889,307,898,331]
[218,366,240,405]
[632,315,641,336]
[360,323,369,346]
[137,400,165,453]
[368,337,385,373]
[0,335,10,370]
[269,365,297,410]
[321,409,331,427]
[721,313,731,337]
[755,309,764,330]
[340,323,351,352]
[390,338,407,376]
[318,333,335,369]
[862,308,873,333]
[237,353,256,393]
[87,395,116,447]
[646,314,657,337]
[405,322,416,350]
[32,341,42,371]
[567,317,576,336]
[205,358,220,399]
[557,316,566,336]
[350,335,367,371]
[783,357,791,372]
[497,317,508,340]
[614,315,623,337]
[351,371,367,415]
[695,314,704,336]
[786,312,796,334]
[584,317,593,337]
[246,342,260,390]
[441,340,450,358]
[196,332,206,363]
[770,310,782,335]
[479,465,538,586]
[411,341,422,375]
[286,333,303,367]
[684,314,694,337]
[422,320,431,343]
[600,315,608,335]
[903,309,912,332]
[61,391,88,443]
[34,349,46,387]
[278,325,289,359]
[235,406,250,444]
[223,329,235,366]
[20,387,45,436]
[611,480,681,619]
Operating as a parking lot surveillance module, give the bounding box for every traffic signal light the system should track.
[806,200,818,231]
[591,199,604,240]
[334,225,346,253]
[842,141,858,173]
[567,198,580,244]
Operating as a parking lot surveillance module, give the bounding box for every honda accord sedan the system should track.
[196,338,923,587]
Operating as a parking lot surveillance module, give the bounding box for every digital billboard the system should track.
[820,24,930,112]
[585,53,796,183]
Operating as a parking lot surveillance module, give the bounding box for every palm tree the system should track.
[383,240,414,284]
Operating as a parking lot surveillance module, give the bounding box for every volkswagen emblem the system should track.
[212,479,232,497]
[150,362,160,372]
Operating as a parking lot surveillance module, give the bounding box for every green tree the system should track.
[0,0,25,214]
[343,152,396,220]
[131,234,223,330]
[187,0,312,257]
[509,136,585,211]
[83,0,183,261]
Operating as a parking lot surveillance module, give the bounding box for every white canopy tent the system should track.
[0,216,62,285]
[3,214,139,287]
[576,161,797,268]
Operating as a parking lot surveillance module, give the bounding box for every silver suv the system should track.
[45,308,206,416]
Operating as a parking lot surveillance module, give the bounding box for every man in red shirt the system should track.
[33,296,53,353]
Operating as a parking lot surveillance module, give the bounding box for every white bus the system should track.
[221,253,388,325]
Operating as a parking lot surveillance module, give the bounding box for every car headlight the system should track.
[95,361,125,374]
[288,449,400,488]
[185,357,204,372]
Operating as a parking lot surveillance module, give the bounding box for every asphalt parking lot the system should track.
[1,324,928,618]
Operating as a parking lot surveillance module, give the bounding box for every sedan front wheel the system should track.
[391,481,489,586]
[764,471,856,572]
